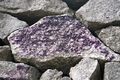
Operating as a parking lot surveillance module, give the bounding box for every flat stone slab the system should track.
[76,0,120,30]
[40,69,71,80]
[0,61,40,80]
[104,62,120,80]
[0,12,28,40]
[0,0,72,19]
[8,15,120,73]
[98,26,120,53]
[0,46,13,61]
[69,58,101,80]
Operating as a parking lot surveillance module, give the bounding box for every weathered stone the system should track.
[76,0,120,30]
[8,15,120,73]
[40,69,63,80]
[104,62,120,80]
[0,0,73,20]
[0,46,13,61]
[98,26,120,53]
[40,69,71,80]
[69,58,101,80]
[0,12,28,40]
[0,61,40,80]
[60,77,71,80]
[62,0,88,11]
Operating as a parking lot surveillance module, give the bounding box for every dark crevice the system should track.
[62,0,89,11]
[0,39,6,46]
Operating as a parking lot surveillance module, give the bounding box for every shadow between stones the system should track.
[62,0,89,11]
[0,39,6,46]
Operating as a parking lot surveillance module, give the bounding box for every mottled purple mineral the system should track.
[8,15,120,73]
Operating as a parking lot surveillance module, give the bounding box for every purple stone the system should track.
[8,15,120,72]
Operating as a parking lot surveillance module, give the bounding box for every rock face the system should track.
[104,62,120,80]
[0,0,72,19]
[40,69,62,80]
[0,46,13,61]
[8,15,120,73]
[0,12,28,40]
[69,58,101,80]
[62,0,88,10]
[40,69,71,80]
[0,61,40,80]
[98,26,120,53]
[76,0,120,30]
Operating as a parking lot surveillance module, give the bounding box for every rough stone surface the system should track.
[0,46,13,61]
[8,15,120,73]
[40,69,71,80]
[104,62,120,80]
[62,0,88,11]
[69,58,101,80]
[0,61,40,80]
[0,0,73,19]
[0,12,28,40]
[60,77,71,80]
[98,26,120,53]
[76,0,120,30]
[40,69,63,80]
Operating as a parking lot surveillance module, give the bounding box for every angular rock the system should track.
[62,0,88,11]
[69,58,101,80]
[0,12,28,40]
[0,46,13,61]
[60,77,71,80]
[98,26,120,53]
[40,69,63,80]
[104,62,120,80]
[8,15,120,73]
[0,61,40,80]
[0,0,73,20]
[40,69,71,80]
[76,0,120,30]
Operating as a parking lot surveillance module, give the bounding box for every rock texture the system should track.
[69,58,101,80]
[8,15,120,73]
[98,26,120,53]
[0,0,72,19]
[40,69,63,80]
[104,62,120,80]
[62,0,88,11]
[0,46,13,61]
[0,61,40,80]
[76,0,120,30]
[0,12,28,40]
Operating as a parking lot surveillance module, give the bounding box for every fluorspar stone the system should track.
[8,15,120,73]
[0,61,40,80]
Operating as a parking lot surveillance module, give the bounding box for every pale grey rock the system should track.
[98,26,120,53]
[0,12,28,40]
[40,69,63,80]
[0,61,40,80]
[60,77,71,80]
[104,62,120,80]
[69,58,101,80]
[0,0,73,19]
[76,0,120,30]
[8,15,120,74]
[0,46,13,61]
